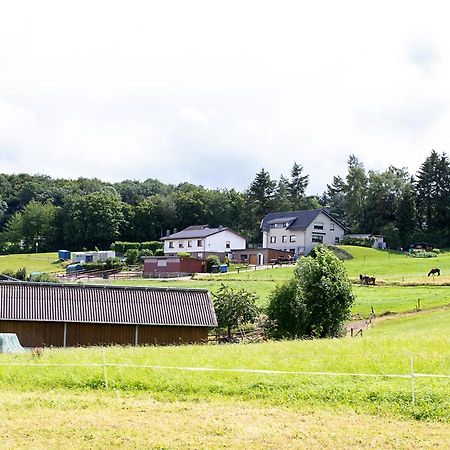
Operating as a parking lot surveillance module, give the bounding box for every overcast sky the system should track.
[0,1,449,194]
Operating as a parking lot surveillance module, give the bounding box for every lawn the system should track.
[0,252,63,274]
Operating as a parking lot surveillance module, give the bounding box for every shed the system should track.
[0,281,217,347]
[143,256,206,278]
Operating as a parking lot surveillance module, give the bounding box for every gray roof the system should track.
[261,208,348,232]
[0,281,217,327]
[161,225,242,241]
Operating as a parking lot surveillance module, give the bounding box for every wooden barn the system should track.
[0,281,217,347]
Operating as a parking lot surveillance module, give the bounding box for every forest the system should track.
[0,149,449,252]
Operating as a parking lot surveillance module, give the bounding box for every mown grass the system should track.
[0,391,448,449]
[2,391,449,449]
[0,252,63,274]
[0,309,448,422]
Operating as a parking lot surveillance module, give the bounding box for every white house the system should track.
[261,208,347,256]
[161,225,246,259]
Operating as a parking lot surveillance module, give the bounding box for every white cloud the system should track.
[1,1,450,192]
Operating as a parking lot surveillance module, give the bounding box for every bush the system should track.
[309,244,353,260]
[154,248,164,256]
[140,249,154,258]
[341,236,374,247]
[212,284,259,339]
[432,248,441,254]
[2,267,27,280]
[141,241,163,253]
[206,255,220,273]
[410,250,437,258]
[266,279,306,339]
[111,241,141,254]
[29,272,57,283]
[177,252,191,258]
[125,249,141,265]
[267,247,354,339]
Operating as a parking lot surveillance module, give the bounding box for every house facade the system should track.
[161,225,246,259]
[261,209,347,256]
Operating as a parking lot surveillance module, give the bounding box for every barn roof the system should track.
[0,281,217,327]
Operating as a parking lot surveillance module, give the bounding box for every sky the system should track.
[0,1,449,195]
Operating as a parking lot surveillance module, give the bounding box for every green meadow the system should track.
[0,246,449,447]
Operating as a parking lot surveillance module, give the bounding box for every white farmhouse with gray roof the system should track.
[161,225,246,258]
[261,208,347,256]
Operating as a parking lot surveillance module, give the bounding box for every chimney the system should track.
[166,230,170,237]
[173,228,178,234]
[218,225,223,230]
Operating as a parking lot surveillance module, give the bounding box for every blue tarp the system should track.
[0,333,25,353]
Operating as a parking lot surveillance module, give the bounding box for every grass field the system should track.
[1,246,449,447]
[0,252,63,274]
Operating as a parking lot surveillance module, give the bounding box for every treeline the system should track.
[0,149,449,252]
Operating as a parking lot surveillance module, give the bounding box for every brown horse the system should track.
[428,268,440,277]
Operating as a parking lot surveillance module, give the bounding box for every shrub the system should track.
[29,272,57,283]
[267,247,354,339]
[212,284,259,339]
[140,249,154,258]
[125,249,141,265]
[309,244,353,261]
[410,251,437,258]
[432,248,441,254]
[341,236,374,247]
[3,267,27,280]
[177,252,191,258]
[141,241,163,253]
[206,255,220,272]
[154,248,164,256]
[266,279,306,339]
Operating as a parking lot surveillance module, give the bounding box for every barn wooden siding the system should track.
[0,321,208,347]
[0,281,216,347]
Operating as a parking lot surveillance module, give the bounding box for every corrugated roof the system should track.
[261,208,348,232]
[0,282,217,327]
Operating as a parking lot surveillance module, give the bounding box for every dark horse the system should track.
[428,268,441,277]
[360,274,376,285]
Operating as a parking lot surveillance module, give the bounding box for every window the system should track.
[290,235,296,242]
[157,259,167,267]
[330,223,335,231]
[226,241,230,249]
[178,242,184,248]
[335,237,340,244]
[197,240,203,247]
[312,234,323,243]
[282,235,287,243]
[168,241,174,248]
[314,222,324,230]
[187,240,192,248]
[270,236,276,244]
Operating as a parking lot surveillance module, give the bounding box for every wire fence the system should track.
[0,351,449,407]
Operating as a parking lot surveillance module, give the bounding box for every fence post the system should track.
[410,354,415,406]
[102,349,108,389]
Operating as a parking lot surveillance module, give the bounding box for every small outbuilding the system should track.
[0,281,217,347]
[143,256,207,278]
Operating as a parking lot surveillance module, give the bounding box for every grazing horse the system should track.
[359,274,376,285]
[428,268,440,277]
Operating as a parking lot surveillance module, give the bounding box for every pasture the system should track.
[0,252,62,274]
[0,245,449,447]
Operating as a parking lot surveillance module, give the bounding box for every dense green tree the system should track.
[324,175,346,224]
[396,182,417,248]
[343,155,367,232]
[267,247,354,339]
[274,175,292,212]
[212,284,259,340]
[63,193,125,249]
[289,162,309,209]
[415,150,450,244]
